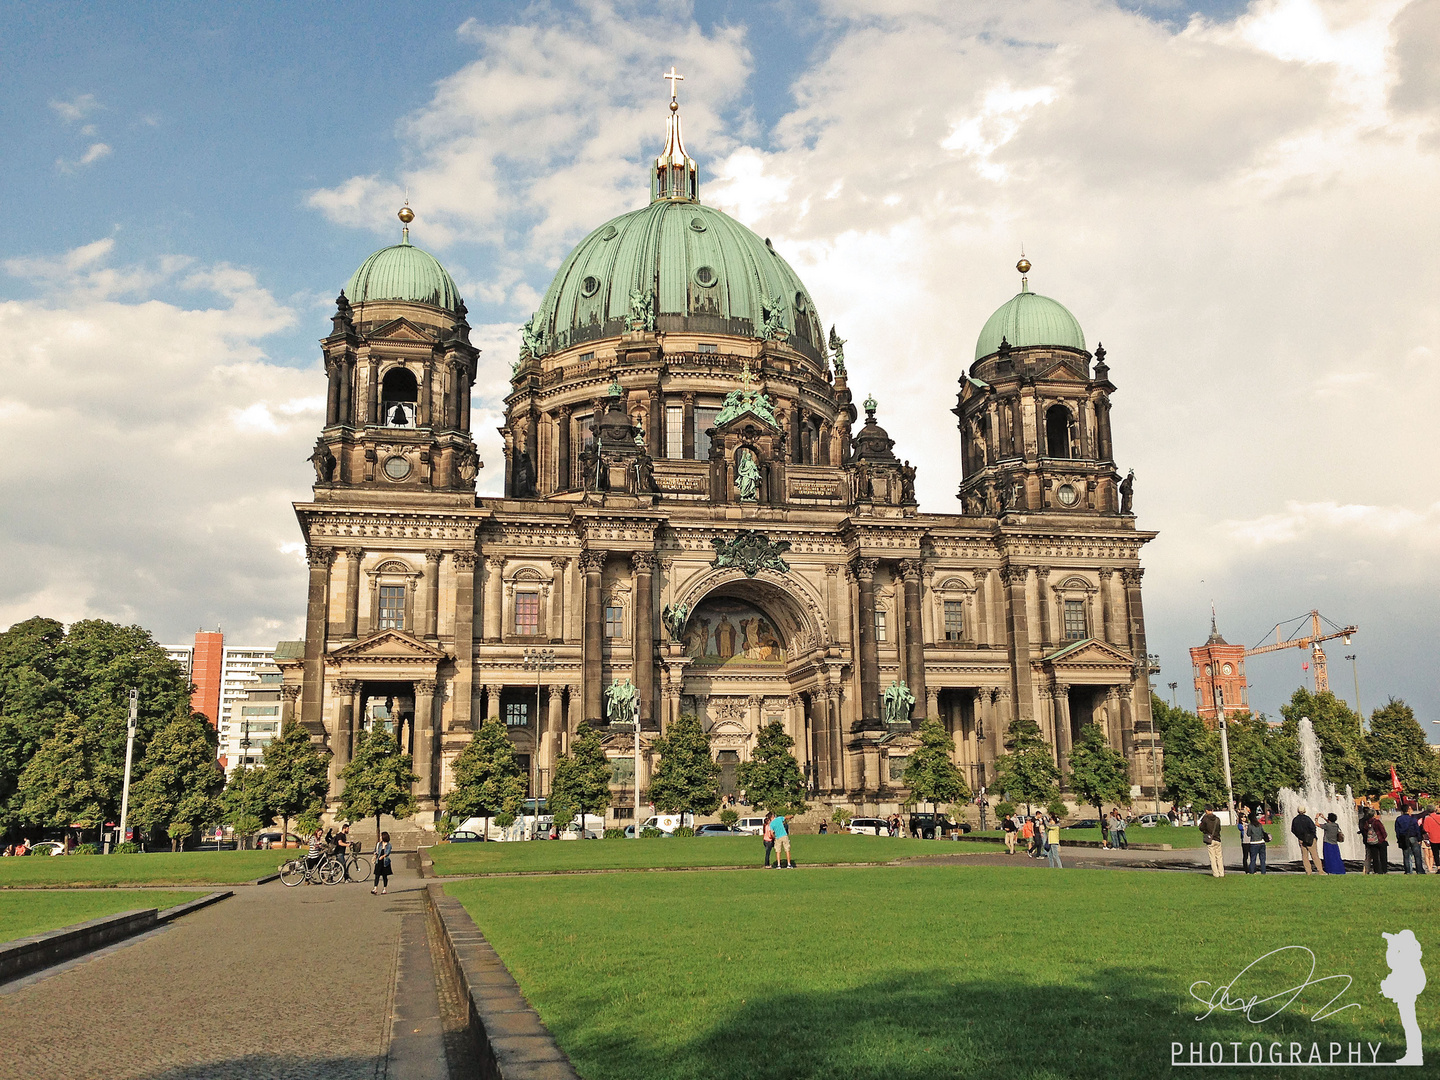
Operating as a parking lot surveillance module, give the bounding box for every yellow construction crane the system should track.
[1246,610,1357,694]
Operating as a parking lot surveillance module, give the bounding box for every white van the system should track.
[640,813,693,834]
[735,817,767,836]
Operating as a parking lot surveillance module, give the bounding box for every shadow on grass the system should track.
[561,969,1396,1080]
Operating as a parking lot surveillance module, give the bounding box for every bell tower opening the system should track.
[1045,404,1073,459]
[381,368,418,429]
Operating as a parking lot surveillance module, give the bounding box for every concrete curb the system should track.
[158,890,233,922]
[425,882,580,1080]
[1,909,158,984]
[250,873,281,885]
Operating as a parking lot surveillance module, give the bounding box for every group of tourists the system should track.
[1353,804,1440,875]
[300,822,393,893]
[1000,812,1063,868]
[1099,810,1130,850]
[1199,801,1440,877]
[761,811,795,868]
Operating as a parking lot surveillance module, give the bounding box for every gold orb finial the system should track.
[398,204,415,225]
[1016,257,1031,275]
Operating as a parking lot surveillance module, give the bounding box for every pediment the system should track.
[367,318,436,344]
[1036,360,1088,382]
[1041,637,1136,669]
[327,629,448,663]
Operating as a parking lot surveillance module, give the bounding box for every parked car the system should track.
[1062,818,1101,831]
[30,841,65,856]
[908,813,971,839]
[695,823,741,837]
[848,817,890,836]
[734,817,767,836]
[1136,813,1176,827]
[623,824,673,838]
[257,831,302,849]
[445,829,486,843]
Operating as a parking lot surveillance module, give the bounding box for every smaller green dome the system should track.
[974,289,1085,361]
[344,240,462,313]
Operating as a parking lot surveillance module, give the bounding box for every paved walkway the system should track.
[0,862,449,1080]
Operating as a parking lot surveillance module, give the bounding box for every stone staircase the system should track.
[342,814,436,853]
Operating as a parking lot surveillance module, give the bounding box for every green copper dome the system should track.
[530,199,823,355]
[344,240,462,313]
[974,289,1085,361]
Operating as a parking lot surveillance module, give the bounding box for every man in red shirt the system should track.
[1420,805,1440,874]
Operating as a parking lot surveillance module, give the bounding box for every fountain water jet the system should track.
[1278,717,1362,863]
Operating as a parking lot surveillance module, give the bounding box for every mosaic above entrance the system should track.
[683,598,786,668]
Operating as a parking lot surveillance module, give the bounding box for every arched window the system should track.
[1045,404,1073,459]
[381,368,418,428]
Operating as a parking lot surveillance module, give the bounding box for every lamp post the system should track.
[522,648,556,840]
[1216,686,1237,827]
[1167,682,1178,708]
[116,689,138,853]
[1345,654,1362,725]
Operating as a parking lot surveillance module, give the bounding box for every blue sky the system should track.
[1,0,1437,732]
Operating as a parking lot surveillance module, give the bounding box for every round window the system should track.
[1222,663,1233,675]
[794,291,807,311]
[694,265,717,288]
[599,224,618,241]
[689,216,707,232]
[383,456,412,481]
[1056,483,1078,506]
[580,275,600,297]
[1204,665,1213,677]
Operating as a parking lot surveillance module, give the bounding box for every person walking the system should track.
[1112,811,1128,850]
[1421,805,1440,874]
[1363,811,1389,874]
[371,831,392,894]
[1319,812,1346,874]
[1100,813,1111,850]
[1394,807,1421,875]
[1245,812,1269,874]
[1045,817,1062,868]
[1291,804,1320,874]
[1200,805,1225,878]
[334,822,352,880]
[771,810,794,869]
[1020,815,1035,857]
[762,813,776,869]
[1238,807,1254,872]
[1002,813,1018,855]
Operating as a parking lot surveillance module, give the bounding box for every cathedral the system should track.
[279,82,1158,826]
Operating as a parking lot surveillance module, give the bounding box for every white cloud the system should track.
[50,93,100,123]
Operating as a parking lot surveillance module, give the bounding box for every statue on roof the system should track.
[604,679,639,726]
[1120,469,1135,515]
[735,448,761,502]
[520,314,544,359]
[625,289,655,332]
[882,680,915,726]
[761,294,788,341]
[828,326,847,376]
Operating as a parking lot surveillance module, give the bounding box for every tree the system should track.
[339,728,418,840]
[991,717,1060,812]
[1279,688,1364,792]
[902,718,970,822]
[736,720,808,816]
[261,722,330,838]
[15,713,119,832]
[129,707,224,850]
[1066,723,1132,821]
[547,724,611,831]
[221,764,273,848]
[1362,699,1439,798]
[1158,707,1224,812]
[1225,712,1300,807]
[649,713,723,817]
[445,717,527,835]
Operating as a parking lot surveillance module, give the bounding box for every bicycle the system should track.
[279,854,345,887]
[341,844,371,883]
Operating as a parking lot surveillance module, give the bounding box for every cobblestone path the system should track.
[1,864,433,1079]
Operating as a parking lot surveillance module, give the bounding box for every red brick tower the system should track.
[189,630,224,728]
[1190,610,1247,726]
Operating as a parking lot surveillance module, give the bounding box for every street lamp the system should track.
[1345,654,1362,725]
[522,648,557,839]
[1167,682,1178,708]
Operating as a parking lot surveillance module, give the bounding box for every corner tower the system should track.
[310,206,482,501]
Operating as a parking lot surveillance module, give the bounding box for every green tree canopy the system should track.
[648,713,722,817]
[902,718,970,816]
[446,717,527,831]
[736,720,808,816]
[15,712,120,831]
[129,707,224,850]
[260,722,330,836]
[1224,712,1300,807]
[339,728,418,839]
[1066,722,1132,818]
[1155,702,1224,811]
[1279,688,1364,792]
[991,717,1060,812]
[1362,699,1439,798]
[548,724,611,830]
[221,764,273,846]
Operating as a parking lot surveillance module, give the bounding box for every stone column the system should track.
[632,552,655,726]
[341,548,362,639]
[1035,566,1052,648]
[1120,680,1137,760]
[901,560,928,718]
[926,686,940,733]
[555,407,571,491]
[367,358,380,425]
[1105,686,1123,749]
[300,547,335,734]
[424,551,441,639]
[581,550,605,724]
[826,686,844,791]
[485,683,502,723]
[459,364,472,433]
[332,678,357,773]
[414,679,437,807]
[921,569,936,646]
[325,360,340,426]
[854,558,880,725]
[476,555,500,642]
[280,683,300,728]
[836,564,852,647]
[682,393,695,459]
[1037,685,1055,759]
[1097,568,1114,644]
[825,565,840,638]
[973,569,990,645]
[999,565,1034,724]
[451,551,477,731]
[548,557,567,643]
[1054,681,1073,779]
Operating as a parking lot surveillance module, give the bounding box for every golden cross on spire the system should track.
[663,66,684,103]
[738,359,754,391]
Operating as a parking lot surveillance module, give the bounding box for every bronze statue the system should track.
[513,451,537,498]
[309,443,336,483]
[1120,469,1135,515]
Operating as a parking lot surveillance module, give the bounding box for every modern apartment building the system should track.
[162,631,276,772]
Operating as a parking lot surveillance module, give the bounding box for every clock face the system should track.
[1204,665,1213,676]
[1222,663,1233,675]
[1057,483,1078,506]
[383,455,412,481]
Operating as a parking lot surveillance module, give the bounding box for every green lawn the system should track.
[427,833,976,875]
[0,890,195,943]
[0,850,285,888]
[448,866,1434,1080]
[961,827,1286,850]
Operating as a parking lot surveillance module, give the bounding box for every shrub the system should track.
[73,843,100,855]
[1046,798,1068,821]
[111,842,143,854]
[831,807,854,826]
[296,810,322,836]
[603,828,626,839]
[994,800,1016,819]
[719,808,738,827]
[673,826,695,837]
[1379,796,1396,811]
[641,827,663,838]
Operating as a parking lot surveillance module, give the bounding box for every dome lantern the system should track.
[652,66,698,203]
[973,259,1085,362]
[342,204,463,313]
